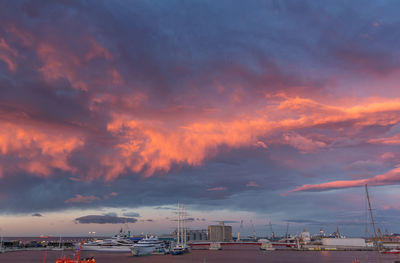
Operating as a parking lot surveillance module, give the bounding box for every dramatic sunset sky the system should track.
[1,0,400,237]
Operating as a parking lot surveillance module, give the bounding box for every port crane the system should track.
[250,220,256,241]
[269,221,275,240]
[237,220,243,241]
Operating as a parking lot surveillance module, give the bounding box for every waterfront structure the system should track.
[172,229,207,242]
[300,231,311,243]
[321,238,366,247]
[208,222,232,242]
[188,229,207,241]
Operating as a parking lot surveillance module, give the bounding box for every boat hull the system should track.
[131,245,168,256]
[81,245,131,252]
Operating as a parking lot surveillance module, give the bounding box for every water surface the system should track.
[1,246,399,263]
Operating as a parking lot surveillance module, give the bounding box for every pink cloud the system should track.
[104,192,119,200]
[383,204,400,211]
[283,132,326,153]
[0,37,18,72]
[246,181,259,187]
[255,141,268,149]
[381,152,396,160]
[369,134,400,145]
[206,187,227,191]
[65,194,100,204]
[0,121,84,177]
[292,165,400,192]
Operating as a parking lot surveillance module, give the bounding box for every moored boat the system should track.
[382,249,400,254]
[171,203,190,255]
[55,242,95,263]
[130,236,168,256]
[81,229,134,252]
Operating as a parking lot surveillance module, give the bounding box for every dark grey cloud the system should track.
[154,207,175,210]
[103,212,117,217]
[75,215,137,224]
[212,220,240,224]
[32,213,42,217]
[122,212,140,218]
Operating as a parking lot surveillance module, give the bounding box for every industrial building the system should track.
[208,222,232,242]
[169,229,207,242]
[321,238,366,247]
[187,229,208,241]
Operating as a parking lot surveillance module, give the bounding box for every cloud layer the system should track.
[1,0,400,235]
[75,215,137,224]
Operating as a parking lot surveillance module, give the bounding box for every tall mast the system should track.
[269,221,275,239]
[177,203,180,245]
[365,184,378,241]
[180,203,183,246]
[184,206,187,245]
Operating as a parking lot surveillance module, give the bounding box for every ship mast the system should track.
[365,184,378,242]
[183,206,187,246]
[177,203,180,246]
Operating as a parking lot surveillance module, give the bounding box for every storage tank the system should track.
[322,238,366,247]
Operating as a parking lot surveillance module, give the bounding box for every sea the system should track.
[1,247,399,263]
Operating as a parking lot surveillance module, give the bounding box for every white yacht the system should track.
[81,230,134,252]
[130,236,167,256]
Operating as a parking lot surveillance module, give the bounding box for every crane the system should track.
[269,221,275,240]
[286,223,289,240]
[237,220,243,241]
[250,220,256,241]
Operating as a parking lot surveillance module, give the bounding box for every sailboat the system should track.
[171,203,190,255]
[52,235,64,251]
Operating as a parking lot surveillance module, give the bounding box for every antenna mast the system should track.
[365,184,378,241]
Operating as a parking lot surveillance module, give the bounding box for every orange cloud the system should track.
[282,132,326,153]
[102,96,400,177]
[102,114,271,179]
[291,165,400,192]
[0,121,84,177]
[81,94,400,180]
[33,34,113,91]
[65,194,100,204]
[37,43,89,91]
[381,152,395,160]
[369,134,400,145]
[3,81,400,182]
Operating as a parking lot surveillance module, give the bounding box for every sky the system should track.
[1,0,400,237]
